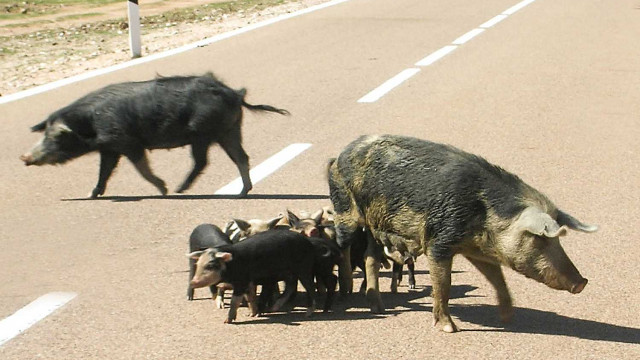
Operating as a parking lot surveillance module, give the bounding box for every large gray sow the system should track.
[20,73,289,198]
[328,134,598,333]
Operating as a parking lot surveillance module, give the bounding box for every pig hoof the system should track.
[442,324,458,333]
[499,307,514,323]
[224,318,233,324]
[90,187,104,198]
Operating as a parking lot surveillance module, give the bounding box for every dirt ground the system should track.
[0,0,330,97]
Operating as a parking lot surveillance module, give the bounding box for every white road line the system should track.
[503,0,537,15]
[415,45,458,66]
[452,28,486,45]
[0,0,352,106]
[357,68,421,103]
[480,14,509,29]
[0,292,77,347]
[359,0,538,103]
[215,143,312,195]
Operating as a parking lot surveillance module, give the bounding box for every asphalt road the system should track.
[1,0,639,358]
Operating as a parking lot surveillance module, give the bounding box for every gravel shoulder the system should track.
[0,0,330,97]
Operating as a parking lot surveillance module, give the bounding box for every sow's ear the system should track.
[557,210,599,233]
[31,120,48,132]
[517,207,568,238]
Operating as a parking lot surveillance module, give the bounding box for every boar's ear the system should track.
[518,207,568,238]
[31,120,48,132]
[215,252,233,262]
[186,250,206,260]
[233,219,251,231]
[267,215,284,229]
[557,210,599,233]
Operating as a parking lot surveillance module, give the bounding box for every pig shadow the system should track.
[449,304,640,344]
[231,284,478,326]
[62,193,330,202]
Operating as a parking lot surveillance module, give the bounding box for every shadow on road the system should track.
[61,193,330,202]
[451,304,640,344]
[227,285,640,344]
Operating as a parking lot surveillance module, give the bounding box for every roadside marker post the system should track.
[127,0,142,58]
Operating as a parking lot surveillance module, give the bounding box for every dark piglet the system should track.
[187,224,232,308]
[329,135,598,332]
[20,73,289,198]
[188,229,317,323]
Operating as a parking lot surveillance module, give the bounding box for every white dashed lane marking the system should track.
[358,0,539,103]
[215,143,312,195]
[0,292,77,346]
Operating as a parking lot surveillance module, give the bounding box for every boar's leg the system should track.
[364,229,385,313]
[427,250,458,333]
[176,141,209,194]
[464,256,513,323]
[126,150,168,196]
[91,151,120,198]
[219,135,252,197]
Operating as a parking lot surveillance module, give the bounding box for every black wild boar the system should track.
[328,135,598,333]
[20,73,289,198]
[188,229,317,323]
[187,224,233,306]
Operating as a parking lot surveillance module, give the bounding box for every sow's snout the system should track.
[570,278,588,294]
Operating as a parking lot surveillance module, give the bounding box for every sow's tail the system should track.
[237,88,290,115]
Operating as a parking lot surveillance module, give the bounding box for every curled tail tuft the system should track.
[238,88,290,115]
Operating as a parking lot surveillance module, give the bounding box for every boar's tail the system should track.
[237,88,290,115]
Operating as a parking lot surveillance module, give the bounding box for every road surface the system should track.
[1,0,639,358]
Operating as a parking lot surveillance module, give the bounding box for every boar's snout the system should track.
[20,153,34,166]
[571,278,588,294]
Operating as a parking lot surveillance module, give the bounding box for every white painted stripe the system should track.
[415,45,458,66]
[479,14,509,29]
[215,143,312,195]
[503,0,537,15]
[0,0,351,105]
[357,68,420,103]
[0,292,77,346]
[452,28,485,45]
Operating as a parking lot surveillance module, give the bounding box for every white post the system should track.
[127,0,142,58]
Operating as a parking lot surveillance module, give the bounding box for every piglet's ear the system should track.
[233,219,251,231]
[267,215,284,229]
[311,209,324,224]
[215,252,233,262]
[518,207,568,238]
